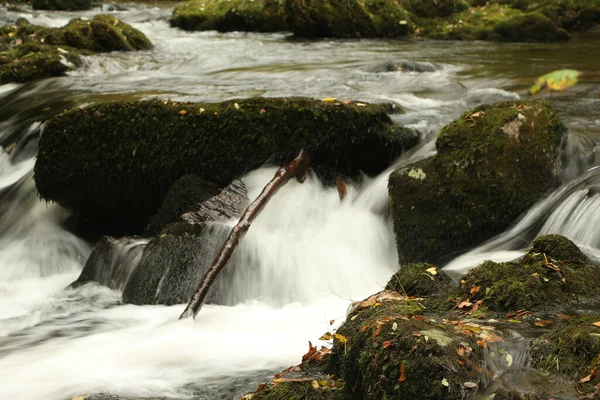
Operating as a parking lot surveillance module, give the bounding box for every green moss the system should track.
[246,380,349,400]
[330,299,484,399]
[0,16,151,84]
[386,263,454,297]
[35,97,418,235]
[356,0,414,37]
[405,0,469,18]
[170,0,290,32]
[452,235,600,313]
[389,100,566,264]
[421,4,570,41]
[530,315,600,395]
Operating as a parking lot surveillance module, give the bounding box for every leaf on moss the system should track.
[322,97,337,102]
[529,69,581,95]
[399,361,406,382]
[426,267,438,275]
[320,332,333,340]
[179,110,187,115]
[382,339,395,349]
[334,333,348,344]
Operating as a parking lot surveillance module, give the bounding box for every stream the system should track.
[0,2,600,399]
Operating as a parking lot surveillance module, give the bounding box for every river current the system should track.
[0,3,599,399]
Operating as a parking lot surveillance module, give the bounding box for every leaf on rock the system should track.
[470,285,481,295]
[302,341,317,362]
[529,69,581,95]
[426,267,438,275]
[320,332,333,340]
[322,97,337,102]
[399,361,406,382]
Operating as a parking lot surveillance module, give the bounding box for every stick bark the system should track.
[180,149,310,319]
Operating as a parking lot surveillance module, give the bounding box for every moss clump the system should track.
[405,0,468,18]
[530,315,600,396]
[389,100,566,264]
[452,235,600,313]
[356,0,414,37]
[170,0,290,32]
[35,97,419,236]
[330,297,484,399]
[246,379,349,400]
[421,5,570,41]
[32,0,91,10]
[386,263,453,297]
[0,16,151,84]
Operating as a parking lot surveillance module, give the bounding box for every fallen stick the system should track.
[180,149,310,319]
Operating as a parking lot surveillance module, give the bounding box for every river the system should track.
[0,2,599,399]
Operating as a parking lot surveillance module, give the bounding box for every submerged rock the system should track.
[32,0,92,10]
[35,97,419,236]
[452,235,600,313]
[389,100,566,264]
[0,15,152,84]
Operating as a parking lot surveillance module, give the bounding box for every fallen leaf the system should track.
[529,69,581,95]
[320,332,333,340]
[426,267,438,275]
[592,322,600,327]
[392,322,398,331]
[441,378,449,387]
[256,384,267,392]
[534,320,553,327]
[505,353,513,368]
[399,361,406,382]
[458,301,473,309]
[302,341,317,362]
[382,340,395,349]
[322,97,337,102]
[311,380,319,389]
[342,100,352,105]
[234,102,240,109]
[260,108,266,114]
[464,382,477,389]
[413,315,425,322]
[179,110,187,115]
[470,286,481,295]
[198,108,205,114]
[580,367,597,383]
[373,324,382,337]
[330,319,335,325]
[476,340,486,349]
[556,313,575,320]
[356,103,367,107]
[72,397,87,400]
[334,333,348,344]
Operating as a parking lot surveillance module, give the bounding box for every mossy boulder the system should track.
[404,0,468,18]
[329,292,485,399]
[0,16,151,84]
[386,263,453,297]
[530,315,600,396]
[170,0,290,32]
[389,100,566,264]
[35,97,419,236]
[421,5,570,41]
[452,235,600,313]
[32,0,91,10]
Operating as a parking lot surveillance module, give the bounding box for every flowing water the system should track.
[0,2,600,399]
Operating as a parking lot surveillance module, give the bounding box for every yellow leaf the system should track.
[179,110,187,115]
[426,267,438,276]
[333,333,348,344]
[72,397,87,400]
[529,69,581,95]
[311,380,319,389]
[319,332,333,340]
[322,97,337,102]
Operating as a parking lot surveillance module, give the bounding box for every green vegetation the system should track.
[34,97,418,235]
[386,263,453,297]
[32,0,91,11]
[389,100,566,264]
[453,235,600,313]
[0,16,152,84]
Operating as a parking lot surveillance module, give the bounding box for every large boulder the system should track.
[389,100,566,264]
[0,16,151,84]
[35,97,419,236]
[32,0,92,11]
[170,0,290,32]
[451,235,600,314]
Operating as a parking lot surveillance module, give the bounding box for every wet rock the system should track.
[530,315,600,397]
[389,99,566,264]
[386,263,453,297]
[330,292,485,400]
[421,5,570,42]
[0,15,151,84]
[180,179,248,225]
[144,175,220,235]
[32,0,92,10]
[371,59,437,73]
[35,97,419,236]
[452,235,600,313]
[170,0,290,32]
[70,236,148,290]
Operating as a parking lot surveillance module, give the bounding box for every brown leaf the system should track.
[580,367,598,383]
[534,320,553,327]
[413,315,425,322]
[556,313,575,320]
[257,383,267,392]
[399,361,406,382]
[382,340,395,349]
[320,332,333,340]
[592,322,600,327]
[373,324,382,337]
[178,110,187,115]
[476,340,487,349]
[330,319,335,325]
[458,301,473,309]
[470,285,481,295]
[302,341,317,362]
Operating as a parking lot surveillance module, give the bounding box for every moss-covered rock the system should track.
[389,100,566,264]
[170,0,290,32]
[530,315,600,396]
[0,16,151,84]
[32,0,91,10]
[452,235,600,313]
[421,5,570,41]
[355,0,414,37]
[386,263,453,297]
[35,97,419,236]
[330,293,485,399]
[405,0,468,18]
